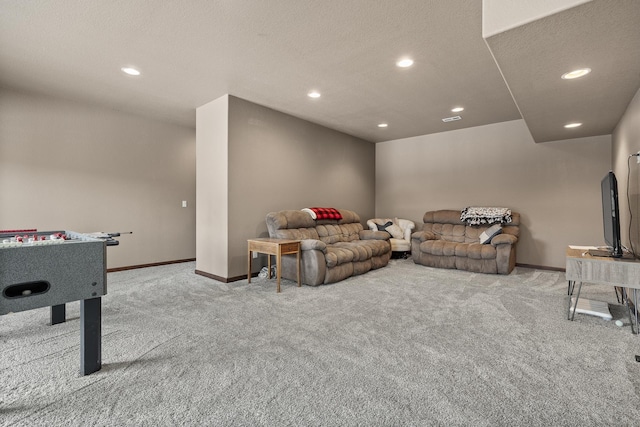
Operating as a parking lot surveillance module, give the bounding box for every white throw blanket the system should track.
[301,208,317,219]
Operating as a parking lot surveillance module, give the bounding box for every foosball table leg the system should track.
[80,297,101,375]
[50,304,66,325]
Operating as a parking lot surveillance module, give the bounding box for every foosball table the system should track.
[0,230,109,375]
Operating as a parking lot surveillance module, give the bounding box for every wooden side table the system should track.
[247,238,301,292]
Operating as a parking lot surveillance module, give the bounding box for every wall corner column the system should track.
[196,94,230,278]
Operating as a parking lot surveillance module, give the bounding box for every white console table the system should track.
[566,248,640,334]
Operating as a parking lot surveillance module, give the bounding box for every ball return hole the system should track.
[3,281,50,298]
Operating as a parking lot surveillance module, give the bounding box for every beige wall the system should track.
[613,87,640,252]
[229,96,375,277]
[0,87,196,269]
[6,84,621,274]
[196,95,229,277]
[482,0,592,37]
[224,96,375,279]
[376,119,611,269]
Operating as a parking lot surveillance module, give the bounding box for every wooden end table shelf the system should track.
[247,238,301,292]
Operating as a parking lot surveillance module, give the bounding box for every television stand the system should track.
[566,247,640,334]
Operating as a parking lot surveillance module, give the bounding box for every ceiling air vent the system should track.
[442,116,462,122]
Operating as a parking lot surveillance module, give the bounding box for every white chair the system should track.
[367,218,415,257]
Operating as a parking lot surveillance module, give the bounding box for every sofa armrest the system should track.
[411,230,437,242]
[398,219,415,241]
[491,234,517,246]
[301,239,327,253]
[359,230,390,240]
[492,234,518,274]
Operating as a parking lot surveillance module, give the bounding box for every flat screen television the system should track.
[601,171,623,258]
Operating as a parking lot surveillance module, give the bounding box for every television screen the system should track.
[601,171,623,258]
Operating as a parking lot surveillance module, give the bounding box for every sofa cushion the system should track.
[272,227,320,240]
[316,223,362,244]
[317,224,343,244]
[420,240,457,256]
[360,230,391,241]
[424,210,465,225]
[426,223,466,243]
[466,243,497,260]
[267,210,316,231]
[341,223,363,242]
[357,239,390,257]
[454,243,468,257]
[390,238,410,252]
[325,246,355,268]
[333,241,372,262]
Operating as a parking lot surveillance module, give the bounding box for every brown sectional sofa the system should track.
[412,210,520,274]
[265,209,391,285]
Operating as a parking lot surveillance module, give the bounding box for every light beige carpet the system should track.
[1,259,639,426]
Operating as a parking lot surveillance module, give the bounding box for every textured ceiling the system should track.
[485,0,640,142]
[0,1,638,143]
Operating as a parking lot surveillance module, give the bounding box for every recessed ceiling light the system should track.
[378,123,388,128]
[451,107,464,113]
[396,58,414,68]
[561,68,591,80]
[564,122,582,128]
[307,91,321,98]
[121,67,141,76]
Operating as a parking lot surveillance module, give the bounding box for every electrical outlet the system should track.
[182,200,187,208]
[252,252,258,259]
